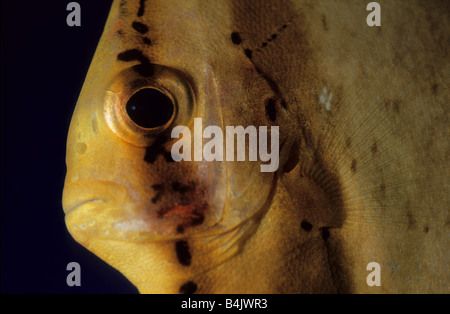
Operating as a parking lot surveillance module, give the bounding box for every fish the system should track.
[62,0,449,293]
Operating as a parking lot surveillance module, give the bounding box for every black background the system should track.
[1,0,137,293]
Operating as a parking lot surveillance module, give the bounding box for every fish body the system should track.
[63,0,449,293]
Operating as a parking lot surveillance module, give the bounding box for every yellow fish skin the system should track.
[63,0,449,293]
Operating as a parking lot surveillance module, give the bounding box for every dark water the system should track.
[1,0,137,293]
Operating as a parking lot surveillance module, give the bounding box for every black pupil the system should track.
[126,88,174,128]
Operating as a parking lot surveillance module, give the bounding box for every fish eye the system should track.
[104,65,194,147]
[126,88,174,129]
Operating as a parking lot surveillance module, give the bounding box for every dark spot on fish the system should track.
[118,49,145,62]
[163,151,175,162]
[351,159,357,173]
[231,32,242,45]
[137,0,146,17]
[423,226,429,233]
[265,98,277,121]
[320,227,330,241]
[116,29,124,37]
[119,0,128,15]
[175,240,191,266]
[190,213,205,226]
[385,99,401,114]
[132,21,148,34]
[301,220,313,232]
[244,48,252,59]
[134,64,154,77]
[179,281,197,294]
[371,141,378,155]
[345,137,352,149]
[143,37,151,45]
[282,24,287,29]
[380,183,386,196]
[271,34,277,40]
[321,14,329,31]
[431,83,438,95]
[261,42,268,48]
[151,195,161,204]
[393,100,400,113]
[407,210,416,230]
[176,225,185,234]
[144,135,169,164]
[117,49,154,76]
[151,184,163,203]
[172,181,193,193]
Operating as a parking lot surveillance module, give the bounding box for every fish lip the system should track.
[62,180,128,215]
[64,198,104,215]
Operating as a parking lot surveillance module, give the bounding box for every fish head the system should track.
[62,0,297,291]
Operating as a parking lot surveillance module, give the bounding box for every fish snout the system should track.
[62,180,137,242]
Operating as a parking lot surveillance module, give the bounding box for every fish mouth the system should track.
[62,180,219,241]
[62,180,126,216]
[63,180,142,241]
[64,198,105,215]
